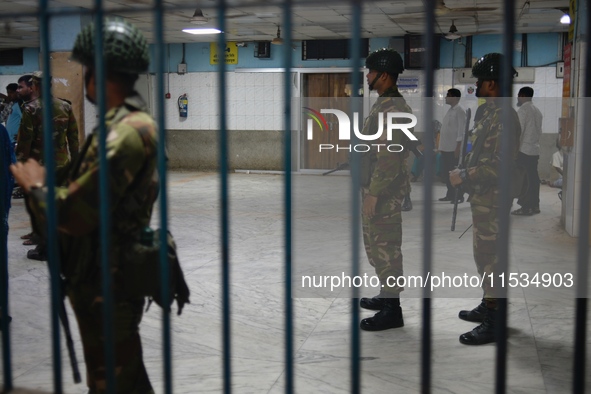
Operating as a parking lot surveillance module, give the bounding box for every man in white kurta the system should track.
[437,88,466,203]
[512,86,543,215]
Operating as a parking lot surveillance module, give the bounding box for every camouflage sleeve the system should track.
[368,110,408,196]
[468,114,520,184]
[26,122,149,236]
[467,126,501,184]
[67,108,80,164]
[15,110,33,162]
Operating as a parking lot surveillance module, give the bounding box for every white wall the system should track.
[1,66,563,136]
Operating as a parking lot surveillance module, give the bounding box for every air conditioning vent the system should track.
[0,48,24,66]
[254,42,271,58]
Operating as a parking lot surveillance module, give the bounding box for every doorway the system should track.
[301,72,363,170]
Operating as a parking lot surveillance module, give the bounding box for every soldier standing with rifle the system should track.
[12,18,159,392]
[449,53,521,345]
[357,49,413,331]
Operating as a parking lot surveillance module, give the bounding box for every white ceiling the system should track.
[0,0,571,49]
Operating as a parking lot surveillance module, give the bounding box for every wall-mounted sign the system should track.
[397,76,419,92]
[210,42,238,65]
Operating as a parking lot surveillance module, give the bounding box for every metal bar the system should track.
[421,1,436,392]
[573,0,590,391]
[496,0,516,392]
[0,73,13,394]
[153,1,173,393]
[281,1,294,393]
[348,1,362,393]
[38,1,63,392]
[92,3,116,392]
[216,1,232,393]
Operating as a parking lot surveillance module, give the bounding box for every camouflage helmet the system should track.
[365,48,404,74]
[71,18,149,74]
[472,52,516,79]
[31,71,43,84]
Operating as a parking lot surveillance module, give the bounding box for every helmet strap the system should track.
[369,72,382,91]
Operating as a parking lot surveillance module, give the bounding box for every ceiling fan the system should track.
[445,20,461,40]
[436,0,498,16]
[443,20,499,40]
[187,7,280,25]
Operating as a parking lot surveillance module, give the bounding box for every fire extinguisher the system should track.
[178,94,188,118]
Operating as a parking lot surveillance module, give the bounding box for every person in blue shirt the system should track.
[1,83,22,149]
[0,123,15,329]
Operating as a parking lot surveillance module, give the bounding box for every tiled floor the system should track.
[1,172,589,393]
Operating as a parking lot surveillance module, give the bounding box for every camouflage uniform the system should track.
[15,96,79,170]
[464,100,520,300]
[26,93,158,394]
[361,86,412,296]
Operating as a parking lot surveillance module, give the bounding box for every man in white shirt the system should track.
[438,88,466,203]
[512,87,543,215]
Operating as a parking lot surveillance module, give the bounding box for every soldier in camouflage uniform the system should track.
[450,53,521,345]
[358,49,413,331]
[15,71,80,168]
[11,18,157,393]
[15,71,80,259]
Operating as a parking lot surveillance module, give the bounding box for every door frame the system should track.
[294,67,369,173]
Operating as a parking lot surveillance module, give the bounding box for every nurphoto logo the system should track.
[304,107,418,152]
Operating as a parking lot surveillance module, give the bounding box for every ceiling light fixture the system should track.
[182,28,221,35]
[272,25,283,45]
[445,20,461,40]
[190,9,208,25]
[560,12,571,25]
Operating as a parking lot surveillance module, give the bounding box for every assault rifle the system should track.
[322,162,350,176]
[451,107,472,231]
[59,294,82,383]
[47,263,81,384]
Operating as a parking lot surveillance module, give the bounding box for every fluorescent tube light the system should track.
[182,28,222,35]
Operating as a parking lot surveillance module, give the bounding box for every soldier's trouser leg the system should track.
[68,286,154,394]
[362,190,404,297]
[471,204,499,303]
[457,204,500,344]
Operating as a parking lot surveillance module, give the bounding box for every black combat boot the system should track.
[359,295,385,310]
[459,307,496,345]
[360,298,404,331]
[27,244,47,261]
[401,194,413,212]
[458,299,487,322]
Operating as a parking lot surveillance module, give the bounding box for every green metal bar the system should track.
[0,92,13,394]
[348,1,361,393]
[282,1,293,393]
[496,0,516,392]
[421,1,436,393]
[153,1,173,393]
[92,3,116,392]
[217,1,232,393]
[38,1,63,392]
[573,0,590,392]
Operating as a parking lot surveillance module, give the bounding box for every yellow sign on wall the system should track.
[210,42,238,65]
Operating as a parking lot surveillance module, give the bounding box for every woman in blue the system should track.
[0,123,15,329]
